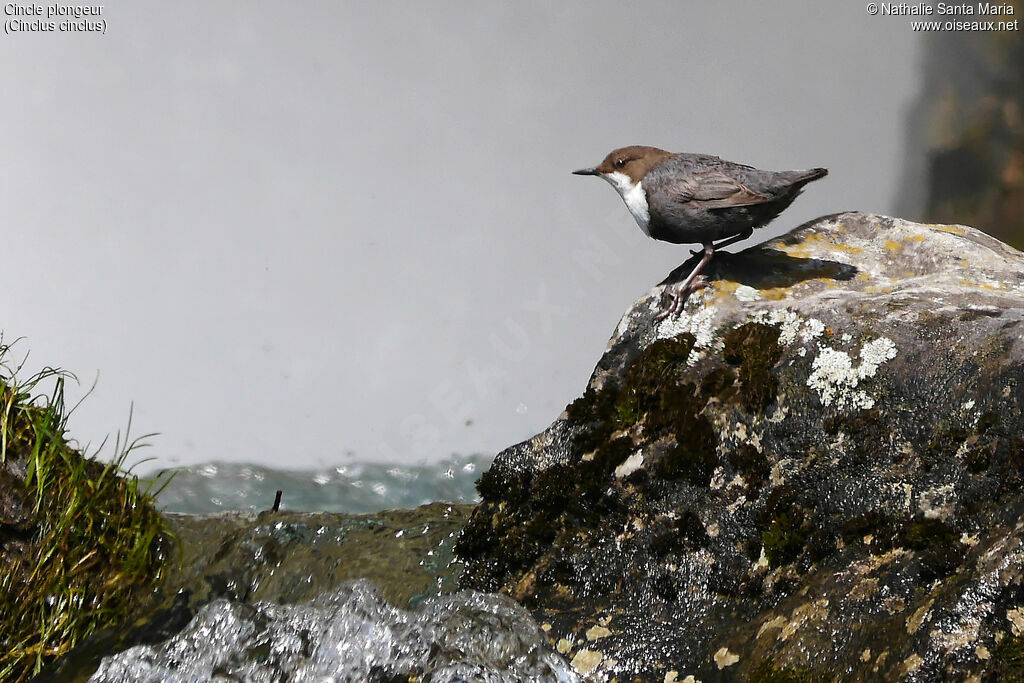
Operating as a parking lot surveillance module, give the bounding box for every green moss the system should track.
[459,460,575,578]
[566,386,623,455]
[659,436,717,487]
[698,365,737,401]
[762,514,806,568]
[649,509,709,556]
[965,439,997,473]
[565,332,718,487]
[823,407,879,436]
[987,635,1024,682]
[1010,436,1024,471]
[461,334,711,589]
[728,443,770,493]
[976,411,999,433]
[614,394,642,428]
[722,323,782,413]
[622,336,696,393]
[923,420,972,473]
[454,512,501,564]
[616,336,697,432]
[587,436,634,478]
[901,517,955,547]
[899,517,965,582]
[458,438,632,590]
[565,385,614,425]
[748,659,816,683]
[475,463,532,503]
[758,486,811,568]
[466,328,772,590]
[565,335,697,453]
[650,385,718,483]
[0,353,171,683]
[963,411,1000,473]
[840,510,898,554]
[823,408,886,468]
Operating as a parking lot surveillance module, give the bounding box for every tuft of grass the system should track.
[0,340,172,682]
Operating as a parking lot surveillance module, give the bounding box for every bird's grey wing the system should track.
[663,170,771,210]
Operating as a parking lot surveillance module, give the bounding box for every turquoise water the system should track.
[151,454,488,514]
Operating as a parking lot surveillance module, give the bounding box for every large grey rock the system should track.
[456,212,1024,681]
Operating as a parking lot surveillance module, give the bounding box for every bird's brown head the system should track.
[572,145,673,183]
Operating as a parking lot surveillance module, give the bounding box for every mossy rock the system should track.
[457,213,1024,680]
[0,372,170,683]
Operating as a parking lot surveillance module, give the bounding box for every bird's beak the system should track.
[572,167,600,176]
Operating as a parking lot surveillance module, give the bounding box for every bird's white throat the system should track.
[601,171,650,236]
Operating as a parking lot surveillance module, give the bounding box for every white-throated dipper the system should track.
[573,146,827,319]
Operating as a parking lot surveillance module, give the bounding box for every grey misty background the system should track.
[1,2,919,471]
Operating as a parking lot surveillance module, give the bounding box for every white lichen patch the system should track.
[750,308,825,346]
[860,337,898,368]
[614,451,645,479]
[800,317,826,342]
[655,303,719,359]
[734,285,761,301]
[751,308,801,345]
[806,337,897,410]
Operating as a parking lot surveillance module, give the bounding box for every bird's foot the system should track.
[654,276,709,321]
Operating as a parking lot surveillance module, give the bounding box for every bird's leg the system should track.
[655,243,714,321]
[689,228,754,256]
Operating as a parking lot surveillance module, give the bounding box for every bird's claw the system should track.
[653,276,709,321]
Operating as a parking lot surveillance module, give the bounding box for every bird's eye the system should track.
[614,158,626,168]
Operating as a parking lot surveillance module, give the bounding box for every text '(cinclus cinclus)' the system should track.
[573,146,827,319]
